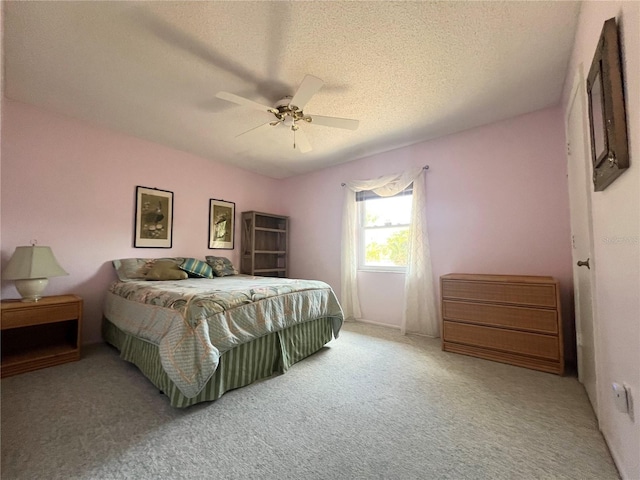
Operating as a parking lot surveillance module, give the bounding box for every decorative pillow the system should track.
[205,256,238,277]
[113,258,155,281]
[113,258,185,281]
[146,260,188,281]
[180,258,213,279]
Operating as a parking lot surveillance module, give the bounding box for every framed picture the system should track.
[209,199,235,249]
[134,186,173,248]
[586,18,629,191]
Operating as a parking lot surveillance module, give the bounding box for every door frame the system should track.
[565,64,601,418]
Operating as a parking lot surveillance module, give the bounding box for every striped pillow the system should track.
[180,258,213,279]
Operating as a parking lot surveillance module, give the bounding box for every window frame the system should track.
[357,188,412,273]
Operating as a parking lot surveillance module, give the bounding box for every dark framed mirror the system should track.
[586,18,629,191]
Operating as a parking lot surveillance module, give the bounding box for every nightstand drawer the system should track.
[1,303,80,329]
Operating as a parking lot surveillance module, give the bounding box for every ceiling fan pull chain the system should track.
[293,128,296,150]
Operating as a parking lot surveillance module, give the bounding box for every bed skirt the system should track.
[102,317,334,408]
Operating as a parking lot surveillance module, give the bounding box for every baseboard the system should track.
[349,319,439,339]
[600,426,626,480]
[352,318,401,330]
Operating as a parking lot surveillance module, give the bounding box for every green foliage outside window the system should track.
[365,228,409,266]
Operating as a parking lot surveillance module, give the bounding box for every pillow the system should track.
[205,256,238,277]
[180,258,213,279]
[113,258,185,281]
[146,260,188,281]
[113,258,156,281]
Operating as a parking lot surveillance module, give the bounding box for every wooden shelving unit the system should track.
[1,295,82,377]
[241,211,289,277]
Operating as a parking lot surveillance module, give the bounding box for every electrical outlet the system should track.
[612,383,629,414]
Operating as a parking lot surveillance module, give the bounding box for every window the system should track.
[358,188,412,271]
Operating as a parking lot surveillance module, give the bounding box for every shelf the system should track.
[2,346,80,378]
[254,250,286,254]
[2,343,79,367]
[254,268,287,273]
[255,227,286,233]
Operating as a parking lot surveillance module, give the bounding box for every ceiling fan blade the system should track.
[307,115,359,131]
[293,127,312,153]
[135,10,261,85]
[289,75,324,110]
[216,92,276,114]
[236,121,279,138]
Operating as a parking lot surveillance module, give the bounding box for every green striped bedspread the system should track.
[103,275,343,398]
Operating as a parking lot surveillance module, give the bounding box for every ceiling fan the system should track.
[216,75,359,153]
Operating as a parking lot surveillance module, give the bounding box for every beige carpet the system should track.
[1,321,618,479]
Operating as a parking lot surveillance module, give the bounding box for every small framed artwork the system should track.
[134,186,173,248]
[586,17,629,191]
[209,199,235,249]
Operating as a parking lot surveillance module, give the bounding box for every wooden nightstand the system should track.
[1,294,82,378]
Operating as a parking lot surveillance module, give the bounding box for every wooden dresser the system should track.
[441,274,564,374]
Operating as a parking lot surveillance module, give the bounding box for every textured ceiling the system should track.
[3,1,581,178]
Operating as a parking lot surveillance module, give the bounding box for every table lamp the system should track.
[2,245,69,302]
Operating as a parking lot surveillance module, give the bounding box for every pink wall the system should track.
[0,101,577,366]
[0,100,284,343]
[281,107,575,357]
[561,2,639,478]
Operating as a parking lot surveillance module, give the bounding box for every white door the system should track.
[566,68,599,415]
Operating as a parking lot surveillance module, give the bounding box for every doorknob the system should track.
[577,258,590,269]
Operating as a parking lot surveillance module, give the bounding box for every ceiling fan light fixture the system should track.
[275,96,293,109]
[215,74,359,154]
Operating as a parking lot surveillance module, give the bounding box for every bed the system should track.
[102,257,343,407]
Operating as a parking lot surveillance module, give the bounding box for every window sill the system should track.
[358,268,407,274]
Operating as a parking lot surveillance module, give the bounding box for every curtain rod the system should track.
[341,165,429,187]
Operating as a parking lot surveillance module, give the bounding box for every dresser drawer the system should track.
[443,321,560,360]
[441,280,557,308]
[442,300,558,334]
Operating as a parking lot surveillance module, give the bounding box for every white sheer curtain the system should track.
[340,167,439,337]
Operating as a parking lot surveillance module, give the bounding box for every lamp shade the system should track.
[3,246,68,280]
